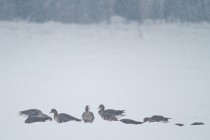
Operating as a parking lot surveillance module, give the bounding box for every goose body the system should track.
[50,109,81,123]
[191,122,204,125]
[144,115,171,123]
[175,123,184,126]
[98,104,118,121]
[82,105,94,123]
[25,116,51,123]
[98,104,125,118]
[98,110,118,121]
[119,119,143,125]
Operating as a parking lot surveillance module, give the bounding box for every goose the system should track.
[50,109,81,123]
[98,104,125,118]
[82,105,94,123]
[191,122,204,125]
[98,110,118,121]
[19,109,52,121]
[98,104,118,121]
[175,123,184,126]
[119,119,143,125]
[143,115,171,123]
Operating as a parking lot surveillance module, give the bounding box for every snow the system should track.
[0,20,210,140]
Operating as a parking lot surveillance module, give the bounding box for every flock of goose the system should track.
[19,104,205,126]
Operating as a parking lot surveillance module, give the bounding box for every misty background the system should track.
[0,0,210,23]
[0,1,210,140]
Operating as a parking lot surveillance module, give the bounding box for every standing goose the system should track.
[143,115,171,123]
[98,104,125,118]
[19,109,52,122]
[50,109,81,123]
[82,105,94,123]
[98,104,118,121]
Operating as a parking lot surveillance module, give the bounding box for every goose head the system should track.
[50,109,58,114]
[98,104,105,110]
[85,105,90,111]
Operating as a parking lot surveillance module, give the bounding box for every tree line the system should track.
[0,0,209,23]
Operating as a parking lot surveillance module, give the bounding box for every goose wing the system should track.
[19,109,42,117]
[151,115,171,122]
[104,109,125,117]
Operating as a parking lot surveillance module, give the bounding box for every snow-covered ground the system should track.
[0,19,210,140]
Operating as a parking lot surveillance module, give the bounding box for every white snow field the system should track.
[0,19,210,140]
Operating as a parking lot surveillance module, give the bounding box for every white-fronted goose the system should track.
[50,109,81,123]
[191,122,204,125]
[98,105,118,121]
[98,104,125,118]
[144,115,171,123]
[119,119,143,125]
[82,105,94,123]
[98,110,118,121]
[19,109,52,121]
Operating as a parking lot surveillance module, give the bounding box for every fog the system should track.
[0,1,210,140]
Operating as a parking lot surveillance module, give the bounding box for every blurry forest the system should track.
[0,0,210,23]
